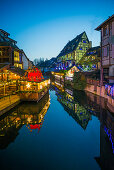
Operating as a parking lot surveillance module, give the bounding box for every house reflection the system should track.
[95,110,114,170]
[53,83,114,161]
[0,92,50,149]
[55,87,91,130]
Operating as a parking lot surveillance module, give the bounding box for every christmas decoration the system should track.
[23,67,44,82]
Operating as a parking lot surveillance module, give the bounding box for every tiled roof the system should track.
[0,29,19,50]
[85,46,100,56]
[57,31,89,58]
[78,46,101,65]
[0,29,10,36]
[0,41,19,50]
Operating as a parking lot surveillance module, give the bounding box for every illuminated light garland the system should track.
[104,126,114,154]
[23,67,44,82]
[105,84,114,99]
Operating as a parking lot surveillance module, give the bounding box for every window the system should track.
[103,26,108,36]
[103,46,109,57]
[103,68,109,77]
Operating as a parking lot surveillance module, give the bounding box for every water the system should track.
[0,86,114,170]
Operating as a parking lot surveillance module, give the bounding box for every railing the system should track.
[0,83,18,99]
[86,78,100,86]
[86,78,114,99]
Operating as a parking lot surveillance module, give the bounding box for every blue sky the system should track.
[0,0,114,61]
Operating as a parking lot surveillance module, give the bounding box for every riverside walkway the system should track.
[0,94,20,116]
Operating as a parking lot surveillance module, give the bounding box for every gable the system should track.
[57,32,89,58]
[81,32,89,42]
[66,66,79,77]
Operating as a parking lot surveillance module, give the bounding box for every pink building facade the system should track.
[95,15,114,84]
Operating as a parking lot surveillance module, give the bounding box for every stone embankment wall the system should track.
[85,79,114,113]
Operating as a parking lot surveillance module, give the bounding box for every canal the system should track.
[0,86,114,170]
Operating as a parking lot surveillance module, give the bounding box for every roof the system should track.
[53,65,81,73]
[0,64,25,76]
[6,37,17,43]
[66,65,81,71]
[85,46,100,56]
[0,29,10,36]
[0,29,19,50]
[8,67,25,76]
[0,41,19,50]
[95,14,114,31]
[0,63,10,69]
[57,31,89,58]
[21,50,29,61]
[78,46,101,66]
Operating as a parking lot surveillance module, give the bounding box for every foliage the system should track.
[73,72,87,90]
[59,70,67,74]
[59,70,67,78]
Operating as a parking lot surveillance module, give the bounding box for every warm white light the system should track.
[40,85,42,89]
[27,117,31,123]
[26,83,30,88]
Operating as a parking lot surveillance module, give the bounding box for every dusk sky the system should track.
[0,0,114,61]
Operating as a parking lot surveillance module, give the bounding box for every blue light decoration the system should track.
[105,84,108,90]
[77,65,84,71]
[83,40,86,43]
[90,52,94,54]
[104,126,114,154]
[79,48,82,50]
[105,84,114,99]
[92,65,96,68]
[110,86,114,98]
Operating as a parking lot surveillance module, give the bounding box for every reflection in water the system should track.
[0,92,50,149]
[0,82,114,170]
[55,87,91,130]
[51,83,114,170]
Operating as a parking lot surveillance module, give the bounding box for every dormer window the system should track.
[83,40,86,43]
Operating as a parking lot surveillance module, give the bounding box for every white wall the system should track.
[22,53,28,70]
